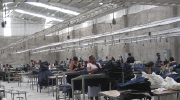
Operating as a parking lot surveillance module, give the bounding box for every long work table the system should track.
[98,90,180,100]
[71,74,110,100]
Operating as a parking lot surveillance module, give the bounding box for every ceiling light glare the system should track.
[27,2,80,15]
[3,2,13,5]
[99,2,103,5]
[15,9,63,22]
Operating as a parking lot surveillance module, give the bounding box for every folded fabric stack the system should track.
[117,77,153,96]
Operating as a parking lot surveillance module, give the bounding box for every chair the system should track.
[0,89,5,98]
[12,91,27,100]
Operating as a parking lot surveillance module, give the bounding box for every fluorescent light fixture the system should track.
[3,2,13,5]
[99,2,103,5]
[15,9,63,22]
[4,18,12,37]
[27,2,80,15]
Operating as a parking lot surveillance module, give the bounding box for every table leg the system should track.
[56,76,58,100]
[8,74,10,83]
[63,72,65,84]
[71,79,74,100]
[25,92,27,100]
[109,82,111,90]
[13,93,14,100]
[82,76,85,100]
[158,96,160,100]
[48,78,49,95]
[98,93,101,100]
[32,76,33,90]
[52,79,54,97]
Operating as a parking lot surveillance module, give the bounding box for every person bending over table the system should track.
[87,55,102,100]
[70,56,84,72]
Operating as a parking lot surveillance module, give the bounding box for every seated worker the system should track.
[70,56,84,72]
[155,57,162,67]
[87,55,102,100]
[160,60,170,74]
[161,60,169,68]
[169,57,178,67]
[110,57,115,61]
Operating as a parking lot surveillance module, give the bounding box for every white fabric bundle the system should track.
[162,77,180,90]
[142,72,165,88]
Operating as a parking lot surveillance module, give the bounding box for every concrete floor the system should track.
[0,75,95,100]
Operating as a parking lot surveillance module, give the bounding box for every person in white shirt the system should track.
[87,55,102,100]
[66,58,69,67]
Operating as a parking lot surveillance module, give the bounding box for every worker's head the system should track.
[110,57,115,61]
[89,55,95,64]
[128,53,131,56]
[169,57,174,62]
[106,56,108,60]
[164,60,169,65]
[85,61,88,65]
[73,56,78,64]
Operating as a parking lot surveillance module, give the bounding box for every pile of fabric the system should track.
[117,77,153,99]
[102,61,122,80]
[142,72,164,88]
[142,72,180,90]
[122,63,134,82]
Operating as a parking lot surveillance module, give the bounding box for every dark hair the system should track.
[164,60,169,65]
[157,57,160,60]
[67,58,68,60]
[111,57,115,61]
[89,55,99,68]
[169,57,174,61]
[73,56,78,61]
[85,61,88,64]
[89,55,93,60]
[128,53,131,56]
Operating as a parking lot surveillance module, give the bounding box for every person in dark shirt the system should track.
[126,53,135,63]
[155,57,162,67]
[84,61,88,68]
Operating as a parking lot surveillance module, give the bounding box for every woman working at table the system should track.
[70,56,84,72]
[87,55,102,100]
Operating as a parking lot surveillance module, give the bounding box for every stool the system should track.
[0,88,5,97]
[58,84,72,100]
[12,91,27,100]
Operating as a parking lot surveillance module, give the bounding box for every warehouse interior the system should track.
[0,0,180,100]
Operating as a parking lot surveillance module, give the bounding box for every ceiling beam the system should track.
[28,7,47,20]
[3,0,180,4]
[49,2,85,13]
[19,4,35,19]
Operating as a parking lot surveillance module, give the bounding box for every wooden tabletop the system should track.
[99,89,180,99]
[153,90,180,96]
[99,90,120,98]
[0,88,5,91]
[48,75,65,79]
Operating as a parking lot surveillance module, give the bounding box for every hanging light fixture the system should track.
[67,24,70,39]
[142,38,144,46]
[159,36,161,42]
[112,12,116,25]
[166,35,168,42]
